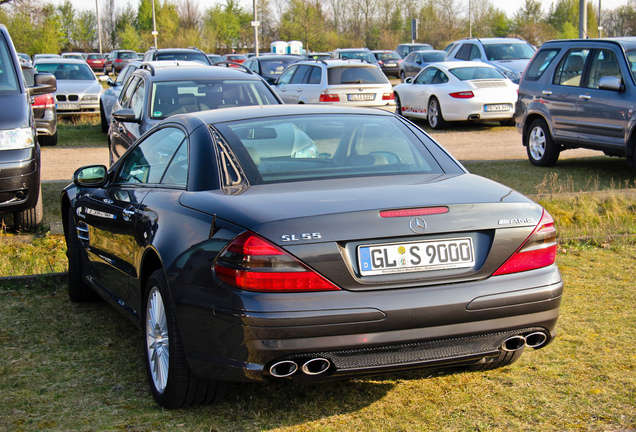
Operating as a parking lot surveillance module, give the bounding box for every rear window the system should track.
[119,52,137,59]
[328,66,387,84]
[260,58,299,75]
[484,43,535,60]
[449,67,505,80]
[150,79,280,119]
[155,52,210,65]
[216,114,445,184]
[375,52,401,61]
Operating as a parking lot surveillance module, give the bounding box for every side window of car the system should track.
[307,66,322,84]
[470,44,482,60]
[129,79,145,117]
[119,76,140,107]
[277,65,296,84]
[161,137,189,187]
[114,127,186,185]
[553,49,589,87]
[415,67,437,84]
[291,65,310,84]
[585,49,622,89]
[457,44,472,60]
[432,70,449,84]
[524,48,560,81]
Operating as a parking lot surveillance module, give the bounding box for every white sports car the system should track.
[393,61,518,129]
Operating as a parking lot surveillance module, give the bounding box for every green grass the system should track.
[55,115,104,148]
[0,247,634,431]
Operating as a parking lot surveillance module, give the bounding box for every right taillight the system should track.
[214,232,340,292]
[33,94,55,109]
[493,210,557,276]
[319,92,340,102]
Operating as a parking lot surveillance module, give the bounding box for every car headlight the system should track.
[500,69,521,81]
[82,95,99,101]
[0,127,35,150]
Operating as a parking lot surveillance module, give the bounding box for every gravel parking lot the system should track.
[40,126,601,182]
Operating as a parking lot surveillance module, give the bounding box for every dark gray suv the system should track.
[515,38,636,167]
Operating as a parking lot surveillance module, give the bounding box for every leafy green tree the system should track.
[74,10,97,52]
[279,0,330,52]
[56,0,75,51]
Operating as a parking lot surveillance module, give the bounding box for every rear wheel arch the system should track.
[626,127,636,166]
[522,113,551,145]
[139,249,164,305]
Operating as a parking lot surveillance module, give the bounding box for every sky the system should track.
[48,0,632,20]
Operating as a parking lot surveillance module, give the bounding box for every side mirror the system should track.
[28,73,56,96]
[405,77,414,84]
[99,75,109,82]
[73,165,108,187]
[107,77,116,86]
[112,108,141,123]
[598,76,624,92]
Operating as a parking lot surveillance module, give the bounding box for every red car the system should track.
[222,54,247,64]
[85,53,105,72]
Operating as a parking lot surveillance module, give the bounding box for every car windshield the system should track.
[155,52,210,64]
[150,79,280,119]
[216,114,444,184]
[260,58,299,75]
[0,34,20,93]
[328,66,387,84]
[626,49,636,82]
[484,43,535,60]
[450,66,505,80]
[35,62,95,80]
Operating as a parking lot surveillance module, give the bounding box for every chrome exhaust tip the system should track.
[269,360,298,378]
[525,331,548,349]
[301,358,331,376]
[502,335,526,352]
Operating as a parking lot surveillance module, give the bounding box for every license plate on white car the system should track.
[358,237,474,276]
[484,104,512,112]
[58,103,80,110]
[348,93,375,101]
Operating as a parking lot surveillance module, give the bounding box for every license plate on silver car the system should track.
[484,104,512,112]
[58,103,80,110]
[348,93,375,101]
[358,237,474,276]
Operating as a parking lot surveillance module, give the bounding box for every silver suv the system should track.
[515,38,636,167]
[272,59,396,111]
[446,37,536,83]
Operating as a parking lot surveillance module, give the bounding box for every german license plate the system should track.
[484,104,512,112]
[358,237,474,276]
[386,62,397,67]
[348,93,375,101]
[58,103,80,110]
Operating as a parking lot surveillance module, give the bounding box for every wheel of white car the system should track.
[525,118,560,167]
[395,93,403,117]
[400,70,406,82]
[143,269,226,408]
[427,97,447,129]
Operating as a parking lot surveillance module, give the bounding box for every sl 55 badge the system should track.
[281,233,321,242]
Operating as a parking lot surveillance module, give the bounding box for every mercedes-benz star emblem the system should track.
[409,217,427,233]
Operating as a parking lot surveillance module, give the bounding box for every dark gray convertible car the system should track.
[61,105,563,409]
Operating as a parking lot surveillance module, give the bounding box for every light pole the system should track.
[252,0,260,56]
[152,0,158,49]
[95,0,103,54]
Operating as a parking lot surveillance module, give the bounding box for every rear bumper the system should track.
[174,264,563,383]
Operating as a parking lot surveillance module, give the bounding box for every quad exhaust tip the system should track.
[269,360,298,378]
[301,358,331,376]
[502,331,549,352]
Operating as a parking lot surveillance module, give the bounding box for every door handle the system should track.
[579,94,592,100]
[122,205,136,222]
[542,90,552,96]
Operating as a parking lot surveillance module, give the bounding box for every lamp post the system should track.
[95,0,103,54]
[152,0,158,49]
[252,0,259,56]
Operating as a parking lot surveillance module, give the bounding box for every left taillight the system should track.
[382,92,395,101]
[214,232,340,292]
[32,94,55,108]
[449,91,474,99]
[493,210,558,276]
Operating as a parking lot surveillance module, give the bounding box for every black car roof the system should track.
[162,104,395,128]
[134,64,261,81]
[541,37,636,50]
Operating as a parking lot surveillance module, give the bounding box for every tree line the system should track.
[2,0,636,57]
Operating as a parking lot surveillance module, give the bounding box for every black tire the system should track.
[103,65,108,75]
[38,130,58,146]
[100,104,108,133]
[427,97,447,129]
[13,185,42,231]
[468,348,524,371]
[400,70,406,82]
[66,208,99,302]
[143,269,227,409]
[395,93,403,117]
[524,118,560,167]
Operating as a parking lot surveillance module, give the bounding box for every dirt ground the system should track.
[40,127,601,182]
